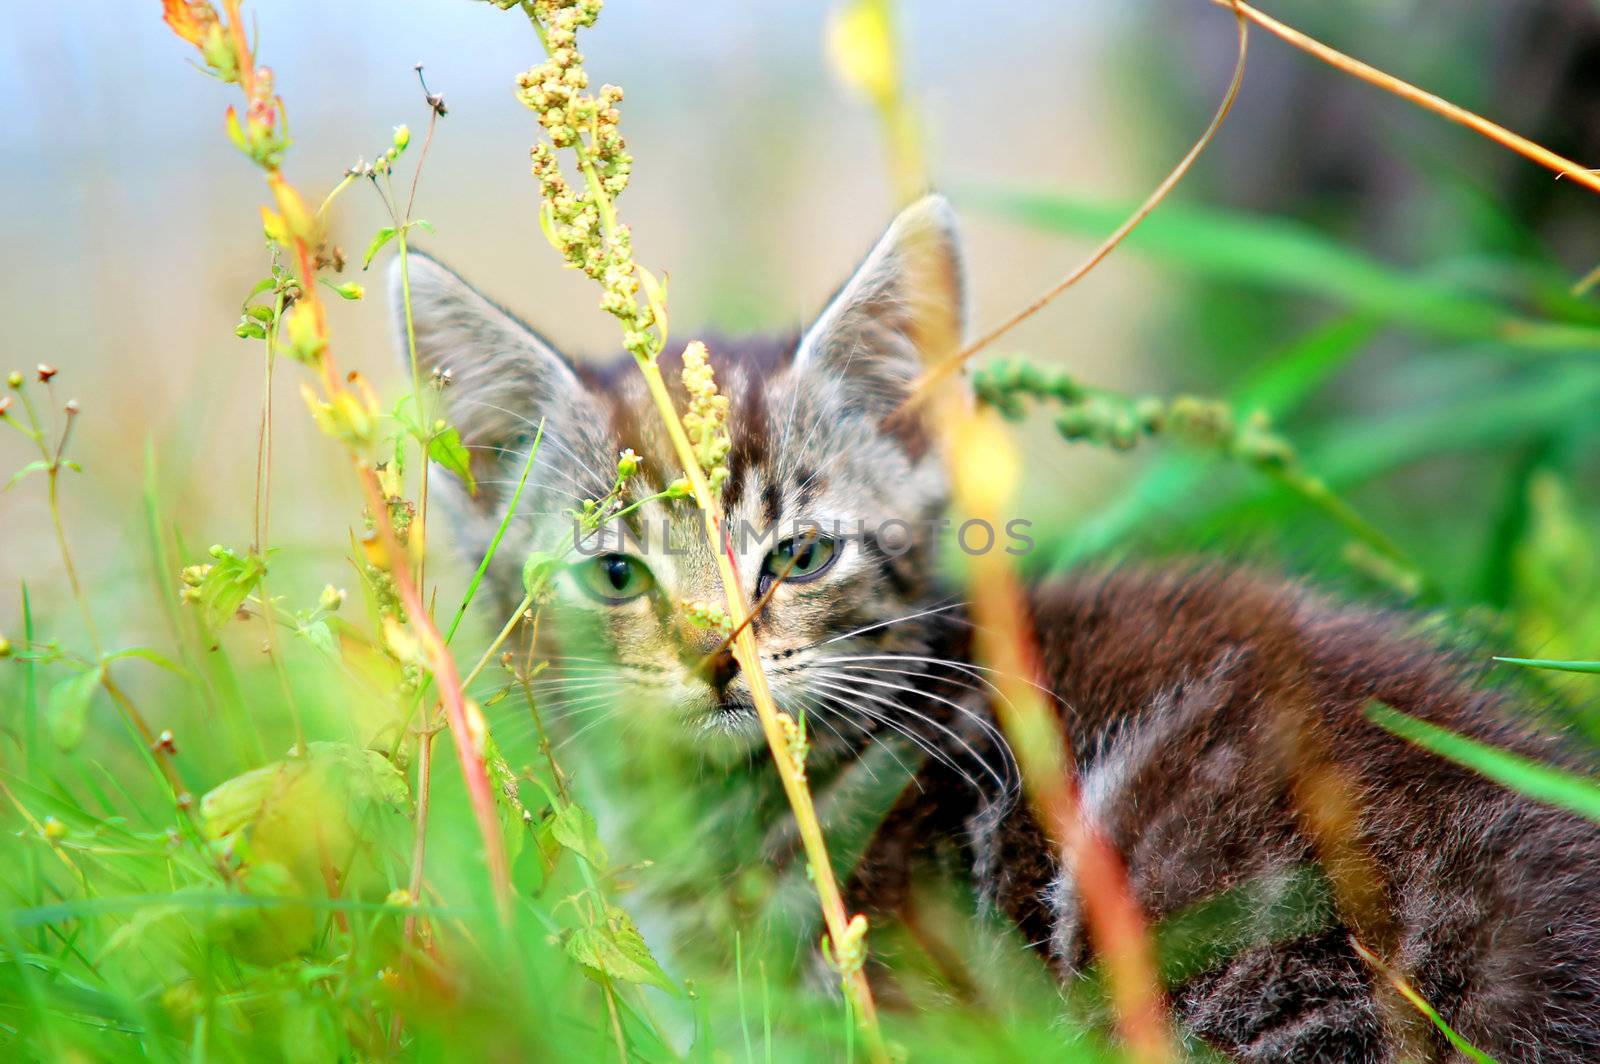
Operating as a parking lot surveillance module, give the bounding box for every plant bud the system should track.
[330,282,365,301]
[42,816,67,841]
[319,584,346,612]
[665,477,692,499]
[392,125,411,152]
[616,448,639,478]
[6,371,21,389]
[36,364,56,382]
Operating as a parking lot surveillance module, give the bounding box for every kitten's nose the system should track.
[697,648,740,692]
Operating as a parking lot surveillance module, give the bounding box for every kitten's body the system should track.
[398,197,1600,1062]
[937,567,1600,1061]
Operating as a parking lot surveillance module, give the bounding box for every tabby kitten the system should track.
[394,196,1600,1063]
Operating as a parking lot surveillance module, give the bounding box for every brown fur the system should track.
[856,566,1600,1062]
[397,197,1600,1062]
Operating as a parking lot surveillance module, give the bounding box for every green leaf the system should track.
[195,549,268,630]
[1495,657,1600,675]
[5,460,49,491]
[522,551,562,598]
[427,423,476,493]
[200,742,410,905]
[407,219,435,235]
[483,735,530,870]
[362,226,398,270]
[1365,702,1600,823]
[103,647,194,681]
[968,187,1600,351]
[390,393,421,435]
[548,801,607,870]
[47,666,104,751]
[564,905,676,993]
[296,619,339,658]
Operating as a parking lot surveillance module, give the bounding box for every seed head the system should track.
[680,342,731,494]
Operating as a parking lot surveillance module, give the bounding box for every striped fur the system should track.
[395,198,1600,1062]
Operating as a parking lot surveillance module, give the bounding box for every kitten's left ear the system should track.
[794,194,968,418]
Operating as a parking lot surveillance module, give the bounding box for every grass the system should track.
[3,1,1600,1061]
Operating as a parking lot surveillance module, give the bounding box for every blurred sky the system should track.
[6,0,1220,639]
[7,0,1599,666]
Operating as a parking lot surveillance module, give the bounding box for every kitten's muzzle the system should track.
[695,647,741,693]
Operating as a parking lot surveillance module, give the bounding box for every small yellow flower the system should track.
[775,711,810,782]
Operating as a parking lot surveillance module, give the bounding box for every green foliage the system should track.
[1497,657,1600,675]
[1366,703,1600,823]
[6,3,1600,1062]
[967,188,1600,350]
[45,665,102,751]
[564,904,676,994]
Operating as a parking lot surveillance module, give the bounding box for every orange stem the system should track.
[898,7,1248,418]
[172,0,513,919]
[1222,0,1600,195]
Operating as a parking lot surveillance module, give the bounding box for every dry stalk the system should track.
[1219,0,1600,196]
[513,1,886,1053]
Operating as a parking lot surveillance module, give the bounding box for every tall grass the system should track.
[2,1,1599,1061]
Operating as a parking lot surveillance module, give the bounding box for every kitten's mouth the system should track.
[688,691,762,740]
[705,695,756,727]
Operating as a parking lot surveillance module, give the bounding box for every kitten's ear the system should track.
[794,194,968,418]
[389,252,591,510]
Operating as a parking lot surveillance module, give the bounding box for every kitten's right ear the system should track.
[389,253,589,508]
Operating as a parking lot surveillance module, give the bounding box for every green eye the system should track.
[576,553,654,603]
[762,534,839,584]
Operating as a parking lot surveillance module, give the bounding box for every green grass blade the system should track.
[1350,937,1498,1064]
[1495,657,1600,675]
[1048,314,1378,568]
[965,187,1600,351]
[1365,702,1600,822]
[444,419,545,645]
[22,582,37,761]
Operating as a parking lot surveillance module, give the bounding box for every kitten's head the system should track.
[394,196,981,761]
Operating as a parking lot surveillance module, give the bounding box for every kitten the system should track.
[393,196,1600,1063]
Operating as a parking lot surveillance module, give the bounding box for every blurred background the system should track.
[4,0,1600,694]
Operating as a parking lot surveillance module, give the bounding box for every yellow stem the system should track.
[634,361,885,1054]
[519,3,883,1047]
